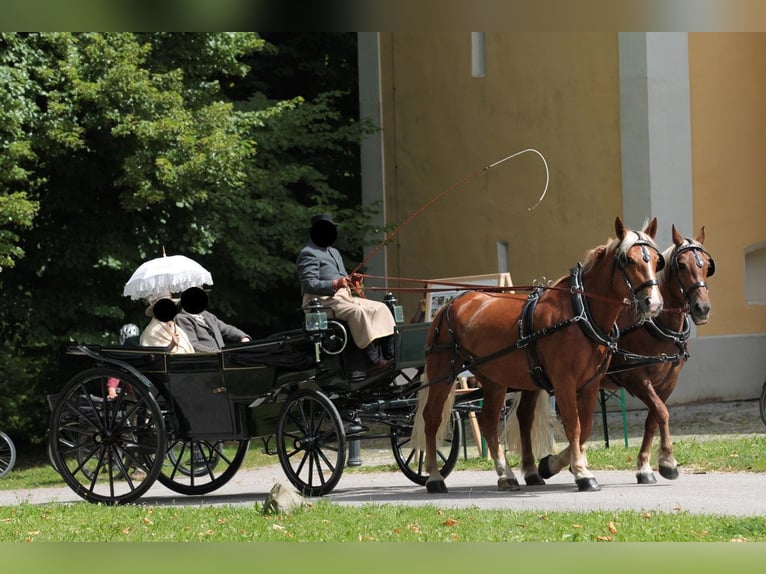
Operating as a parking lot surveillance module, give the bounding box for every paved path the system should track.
[3,463,765,517]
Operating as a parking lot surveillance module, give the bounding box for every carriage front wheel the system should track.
[391,410,462,486]
[48,367,166,504]
[276,389,346,496]
[0,431,16,478]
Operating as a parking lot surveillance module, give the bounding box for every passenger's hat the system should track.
[144,292,179,318]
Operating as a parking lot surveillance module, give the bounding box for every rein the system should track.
[363,273,632,307]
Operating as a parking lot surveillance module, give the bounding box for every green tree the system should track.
[0,33,372,442]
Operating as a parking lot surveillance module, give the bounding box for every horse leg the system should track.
[568,384,600,491]
[421,382,454,493]
[517,390,547,485]
[654,383,679,481]
[477,386,520,491]
[631,379,678,483]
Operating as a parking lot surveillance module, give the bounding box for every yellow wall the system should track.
[689,33,766,335]
[380,33,623,315]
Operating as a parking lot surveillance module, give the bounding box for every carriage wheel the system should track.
[760,381,766,428]
[156,438,249,495]
[48,367,166,505]
[0,431,16,478]
[276,389,346,496]
[390,410,462,486]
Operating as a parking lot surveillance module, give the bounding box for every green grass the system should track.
[2,435,766,542]
[354,435,766,474]
[2,499,765,542]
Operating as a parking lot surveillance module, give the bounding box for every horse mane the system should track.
[657,243,675,284]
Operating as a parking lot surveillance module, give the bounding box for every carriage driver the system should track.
[296,213,395,372]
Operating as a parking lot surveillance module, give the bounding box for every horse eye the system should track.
[678,262,686,270]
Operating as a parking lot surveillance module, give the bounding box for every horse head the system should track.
[612,216,664,319]
[666,224,713,325]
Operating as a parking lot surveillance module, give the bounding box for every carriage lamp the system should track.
[384,292,405,324]
[304,298,328,332]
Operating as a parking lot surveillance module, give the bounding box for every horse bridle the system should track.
[671,241,716,300]
[615,236,665,299]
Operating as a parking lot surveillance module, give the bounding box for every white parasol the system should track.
[122,254,214,301]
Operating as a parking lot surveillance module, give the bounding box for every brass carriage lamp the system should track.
[304,298,328,333]
[384,292,405,324]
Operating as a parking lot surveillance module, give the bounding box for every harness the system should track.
[607,240,712,385]
[425,264,620,395]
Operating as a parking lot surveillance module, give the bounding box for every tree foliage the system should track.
[0,32,373,441]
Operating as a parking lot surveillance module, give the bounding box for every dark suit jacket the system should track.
[174,310,249,353]
[296,241,347,296]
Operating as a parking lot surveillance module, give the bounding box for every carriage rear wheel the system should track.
[276,389,346,496]
[391,410,462,486]
[48,367,166,505]
[157,438,249,495]
[0,431,16,478]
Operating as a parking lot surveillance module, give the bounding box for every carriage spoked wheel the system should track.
[320,320,348,355]
[156,438,249,495]
[760,381,766,428]
[48,367,166,505]
[276,389,346,496]
[390,410,462,486]
[0,431,16,478]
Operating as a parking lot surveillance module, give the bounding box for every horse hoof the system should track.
[497,476,521,491]
[659,465,679,480]
[538,455,555,479]
[524,473,546,486]
[576,477,600,492]
[636,472,658,485]
[426,480,448,494]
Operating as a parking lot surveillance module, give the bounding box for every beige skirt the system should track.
[303,288,395,349]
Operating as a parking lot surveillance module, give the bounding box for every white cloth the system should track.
[139,318,194,353]
[303,288,395,350]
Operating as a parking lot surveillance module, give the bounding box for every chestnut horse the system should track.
[511,225,714,486]
[417,217,664,493]
[606,225,713,483]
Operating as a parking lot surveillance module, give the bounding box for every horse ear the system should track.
[672,224,684,246]
[614,216,626,240]
[644,217,658,239]
[696,226,706,244]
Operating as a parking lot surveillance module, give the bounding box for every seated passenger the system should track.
[174,286,251,353]
[139,294,194,353]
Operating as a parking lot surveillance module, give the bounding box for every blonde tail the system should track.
[504,392,557,459]
[410,379,457,451]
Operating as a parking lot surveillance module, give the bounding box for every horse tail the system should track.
[504,391,557,459]
[410,378,457,451]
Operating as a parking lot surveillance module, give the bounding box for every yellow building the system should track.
[358,32,766,404]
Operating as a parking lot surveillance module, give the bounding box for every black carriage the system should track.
[47,296,468,504]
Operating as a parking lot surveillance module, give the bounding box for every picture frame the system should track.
[424,272,513,322]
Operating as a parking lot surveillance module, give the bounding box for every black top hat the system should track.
[310,213,337,228]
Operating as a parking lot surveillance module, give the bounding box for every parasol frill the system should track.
[122,254,213,301]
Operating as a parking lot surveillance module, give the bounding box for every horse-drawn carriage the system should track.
[47,295,473,505]
[48,217,716,504]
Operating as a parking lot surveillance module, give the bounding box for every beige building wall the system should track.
[361,32,766,402]
[379,33,623,315]
[689,33,766,336]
